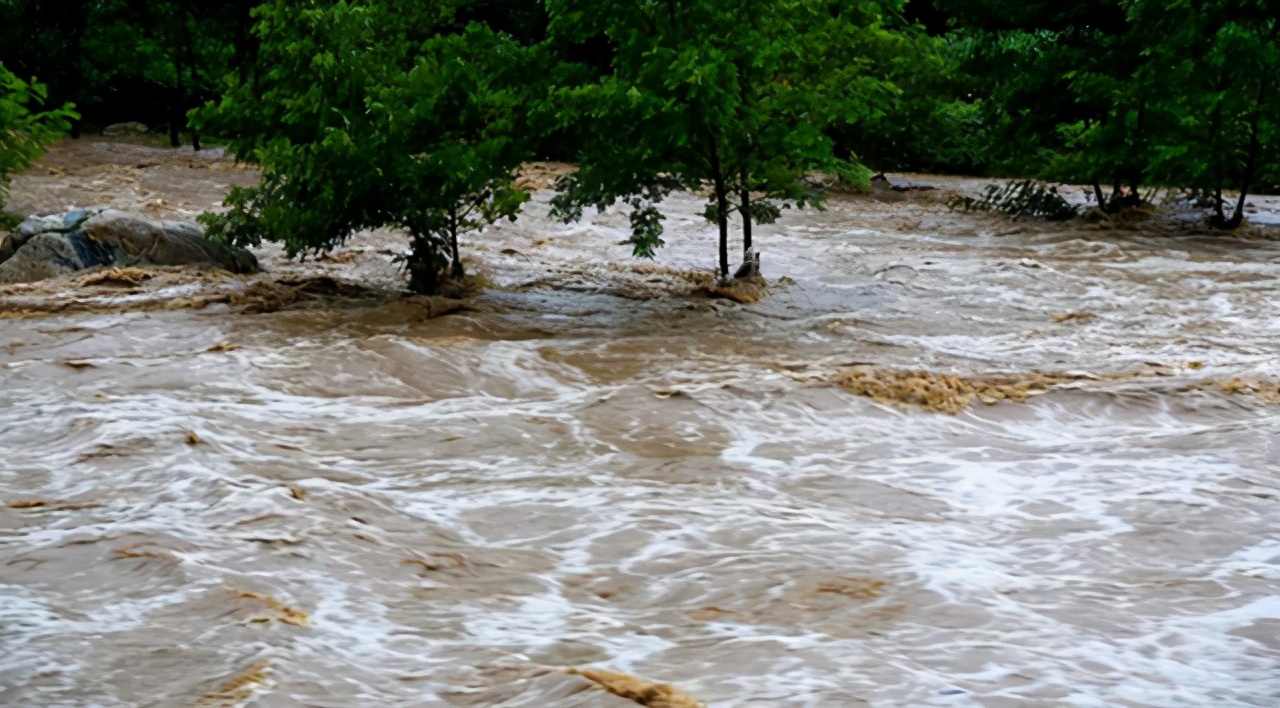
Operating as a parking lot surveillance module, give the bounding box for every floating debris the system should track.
[114,544,179,564]
[949,180,1079,221]
[1184,377,1280,404]
[1052,312,1097,323]
[206,341,240,353]
[228,588,310,627]
[185,430,202,446]
[564,668,704,708]
[816,577,886,600]
[315,249,363,264]
[834,367,1089,414]
[404,552,468,574]
[76,267,156,288]
[196,659,270,707]
[5,499,102,511]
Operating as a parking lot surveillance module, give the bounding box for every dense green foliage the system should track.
[195,0,534,294]
[546,0,902,278]
[4,0,1280,288]
[947,0,1280,224]
[0,1,255,146]
[0,64,76,209]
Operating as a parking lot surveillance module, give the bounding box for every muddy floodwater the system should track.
[2,142,1280,707]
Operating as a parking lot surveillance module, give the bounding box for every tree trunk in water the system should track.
[449,206,464,279]
[1215,87,1266,231]
[1212,185,1227,227]
[714,179,729,280]
[1227,189,1248,230]
[1092,183,1106,210]
[709,144,729,280]
[735,184,757,279]
[407,233,444,295]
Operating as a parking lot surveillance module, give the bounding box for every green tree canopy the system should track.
[196,0,536,294]
[547,0,904,280]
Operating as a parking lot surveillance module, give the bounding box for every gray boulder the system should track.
[82,211,258,273]
[102,122,149,137]
[0,208,258,285]
[0,232,92,283]
[14,208,101,249]
[0,233,15,264]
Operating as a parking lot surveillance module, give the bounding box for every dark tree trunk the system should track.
[183,14,201,151]
[170,54,185,148]
[1212,185,1227,226]
[709,144,729,280]
[1092,182,1106,209]
[735,179,757,279]
[1213,71,1269,231]
[407,233,445,295]
[449,206,464,279]
[233,0,255,82]
[714,179,730,280]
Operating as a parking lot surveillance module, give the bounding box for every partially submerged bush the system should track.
[948,179,1079,221]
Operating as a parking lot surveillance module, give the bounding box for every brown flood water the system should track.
[2,141,1280,706]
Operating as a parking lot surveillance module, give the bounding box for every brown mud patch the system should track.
[8,138,259,221]
[514,262,786,304]
[563,669,704,708]
[0,270,465,320]
[834,367,1094,414]
[704,275,770,304]
[512,262,717,301]
[835,366,1280,413]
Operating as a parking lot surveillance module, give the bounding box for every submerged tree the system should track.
[1133,1,1278,229]
[369,24,533,291]
[547,0,900,281]
[196,0,535,294]
[942,0,1156,212]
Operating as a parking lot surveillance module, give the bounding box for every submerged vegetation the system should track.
[948,180,1079,221]
[2,1,1280,290]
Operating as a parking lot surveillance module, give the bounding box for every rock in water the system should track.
[0,233,15,265]
[82,211,258,273]
[102,122,149,137]
[0,233,89,283]
[0,208,258,284]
